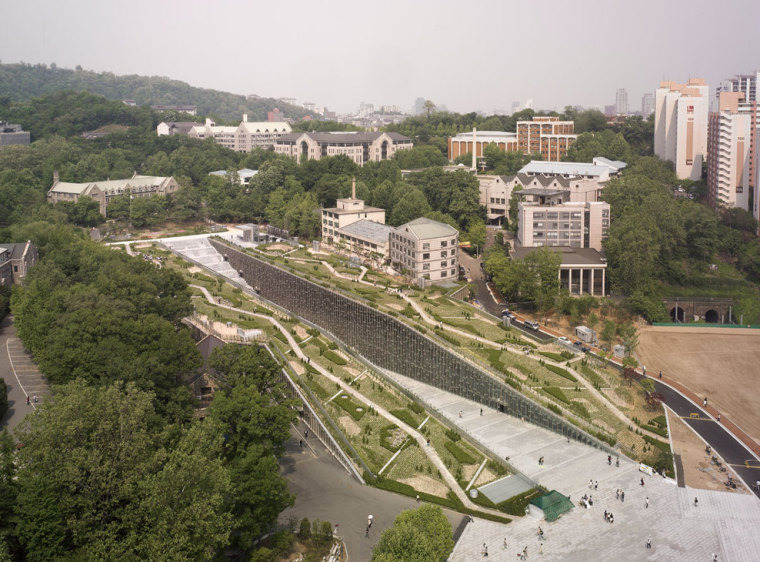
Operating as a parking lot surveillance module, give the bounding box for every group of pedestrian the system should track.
[589,479,598,490]
[615,489,625,502]
[580,493,593,508]
[603,509,615,523]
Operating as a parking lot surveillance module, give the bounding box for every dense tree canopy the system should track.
[12,381,232,561]
[371,504,454,562]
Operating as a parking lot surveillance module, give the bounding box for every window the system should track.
[440,262,448,268]
[423,253,430,260]
[423,263,430,270]
[422,242,430,250]
[441,250,447,258]
[440,270,447,277]
[441,241,447,247]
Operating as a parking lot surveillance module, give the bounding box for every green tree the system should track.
[372,504,453,562]
[391,188,431,226]
[466,220,486,256]
[13,381,232,560]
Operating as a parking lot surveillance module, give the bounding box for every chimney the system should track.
[472,128,477,171]
[352,177,356,200]
[243,114,248,123]
[53,170,59,185]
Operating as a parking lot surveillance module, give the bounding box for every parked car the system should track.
[525,320,540,330]
[557,336,571,344]
[573,340,583,347]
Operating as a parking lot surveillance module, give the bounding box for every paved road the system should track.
[654,380,760,498]
[280,421,468,561]
[0,316,50,432]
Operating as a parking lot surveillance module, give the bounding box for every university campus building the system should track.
[0,240,38,286]
[320,180,392,258]
[447,117,577,164]
[47,172,180,216]
[389,218,459,287]
[185,115,292,152]
[275,131,413,166]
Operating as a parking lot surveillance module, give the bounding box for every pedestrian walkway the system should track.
[378,372,760,561]
[6,337,51,404]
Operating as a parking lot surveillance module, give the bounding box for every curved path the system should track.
[188,284,505,518]
[652,379,760,498]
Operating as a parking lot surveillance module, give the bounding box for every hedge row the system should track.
[444,441,477,464]
[544,364,577,382]
[643,434,671,453]
[0,379,7,422]
[538,351,565,362]
[390,409,419,429]
[333,394,367,421]
[543,386,570,404]
[445,429,461,442]
[497,488,544,516]
[323,350,347,365]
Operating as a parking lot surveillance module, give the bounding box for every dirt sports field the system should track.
[637,325,760,490]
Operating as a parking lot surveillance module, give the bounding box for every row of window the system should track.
[533,222,582,229]
[532,211,583,219]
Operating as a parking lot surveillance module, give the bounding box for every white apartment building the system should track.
[516,189,610,252]
[707,92,760,221]
[654,79,709,180]
[519,158,626,182]
[389,218,459,287]
[189,119,238,150]
[275,131,412,166]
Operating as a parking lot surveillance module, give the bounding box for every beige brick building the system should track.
[275,131,412,165]
[390,218,459,286]
[47,172,180,216]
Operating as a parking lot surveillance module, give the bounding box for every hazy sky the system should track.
[2,0,759,114]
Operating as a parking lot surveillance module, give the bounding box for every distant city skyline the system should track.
[2,0,759,115]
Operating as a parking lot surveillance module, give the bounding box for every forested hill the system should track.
[0,62,311,122]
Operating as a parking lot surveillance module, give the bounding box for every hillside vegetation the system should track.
[0,62,311,122]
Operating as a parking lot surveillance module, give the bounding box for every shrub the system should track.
[444,441,476,464]
[643,434,671,453]
[569,401,590,419]
[649,415,666,428]
[497,488,543,516]
[323,350,347,365]
[445,429,461,442]
[298,518,311,540]
[436,331,461,346]
[409,402,425,415]
[546,402,562,416]
[545,364,577,382]
[543,386,570,404]
[333,394,367,421]
[538,351,565,362]
[380,424,407,452]
[274,331,288,343]
[390,409,419,429]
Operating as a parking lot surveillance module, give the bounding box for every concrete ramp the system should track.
[478,474,533,504]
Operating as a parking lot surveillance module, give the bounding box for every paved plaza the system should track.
[386,372,760,561]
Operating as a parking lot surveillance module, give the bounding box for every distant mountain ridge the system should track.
[0,62,310,123]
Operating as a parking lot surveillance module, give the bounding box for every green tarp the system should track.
[529,490,574,522]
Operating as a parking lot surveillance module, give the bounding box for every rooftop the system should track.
[397,217,458,240]
[512,246,607,267]
[339,220,394,245]
[519,161,616,178]
[592,156,627,171]
[451,131,517,140]
[49,175,171,195]
[277,131,411,144]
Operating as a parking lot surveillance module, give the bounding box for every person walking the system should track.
[694,497,699,507]
[645,497,649,509]
[616,489,620,500]
[304,429,308,439]
[704,398,708,407]
[594,480,598,490]
[659,370,662,379]
[299,439,303,448]
[26,395,30,405]
[640,477,645,487]
[480,408,483,416]
[646,536,651,549]
[621,490,625,502]
[608,455,612,465]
